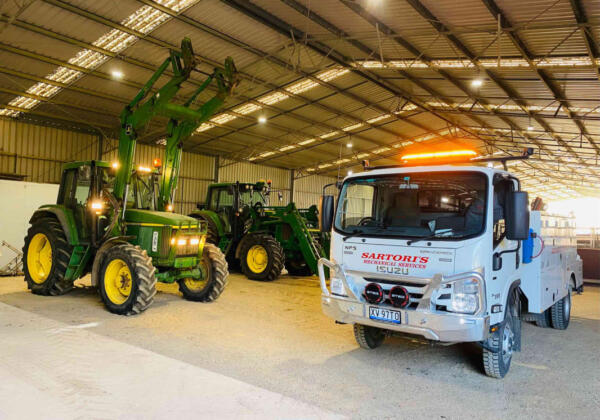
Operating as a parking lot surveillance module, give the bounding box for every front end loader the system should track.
[22,38,238,315]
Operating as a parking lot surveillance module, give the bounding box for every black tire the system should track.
[286,259,313,276]
[550,287,571,330]
[98,243,156,316]
[483,308,516,378]
[239,234,284,281]
[190,214,219,245]
[353,324,385,349]
[178,243,229,302]
[534,309,552,328]
[23,217,73,296]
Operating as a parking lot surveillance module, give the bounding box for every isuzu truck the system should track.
[317,149,583,378]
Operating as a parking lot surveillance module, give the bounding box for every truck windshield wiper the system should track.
[342,229,365,242]
[407,229,453,245]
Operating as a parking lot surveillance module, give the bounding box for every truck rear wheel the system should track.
[99,244,156,315]
[240,234,284,281]
[550,287,571,330]
[23,217,73,296]
[178,243,228,302]
[354,324,385,349]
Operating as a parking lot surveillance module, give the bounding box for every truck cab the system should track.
[318,158,580,378]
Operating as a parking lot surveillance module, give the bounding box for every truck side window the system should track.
[493,181,511,248]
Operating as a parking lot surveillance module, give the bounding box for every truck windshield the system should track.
[334,171,487,240]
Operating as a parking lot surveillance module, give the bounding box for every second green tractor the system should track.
[189,181,329,281]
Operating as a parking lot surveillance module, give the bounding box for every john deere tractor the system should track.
[189,181,328,281]
[22,38,238,315]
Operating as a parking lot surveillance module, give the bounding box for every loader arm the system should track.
[110,37,238,234]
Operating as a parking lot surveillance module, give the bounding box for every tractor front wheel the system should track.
[178,243,229,302]
[98,244,156,315]
[23,217,73,296]
[240,234,284,281]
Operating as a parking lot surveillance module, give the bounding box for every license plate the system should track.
[369,306,401,324]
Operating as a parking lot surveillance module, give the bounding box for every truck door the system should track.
[492,180,521,290]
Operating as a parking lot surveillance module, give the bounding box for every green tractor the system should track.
[22,38,238,315]
[189,181,329,281]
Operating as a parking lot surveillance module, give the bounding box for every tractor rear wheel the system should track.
[98,243,156,315]
[178,243,229,302]
[286,259,313,276]
[23,217,73,296]
[240,234,284,281]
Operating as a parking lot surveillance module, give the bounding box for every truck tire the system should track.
[483,297,518,378]
[178,243,229,302]
[550,287,571,330]
[240,234,284,281]
[534,309,552,328]
[98,243,156,315]
[286,259,313,276]
[23,217,74,296]
[354,324,385,349]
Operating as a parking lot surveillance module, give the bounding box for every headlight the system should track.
[434,277,481,314]
[190,237,200,245]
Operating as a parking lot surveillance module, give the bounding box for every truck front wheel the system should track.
[483,310,516,378]
[354,324,385,349]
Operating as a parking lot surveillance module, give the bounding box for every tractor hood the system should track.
[124,209,199,228]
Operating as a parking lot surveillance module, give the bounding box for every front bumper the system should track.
[318,258,490,343]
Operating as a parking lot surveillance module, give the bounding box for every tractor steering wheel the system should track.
[358,216,375,226]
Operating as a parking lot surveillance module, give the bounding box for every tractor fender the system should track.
[189,210,225,237]
[90,237,130,287]
[30,205,79,246]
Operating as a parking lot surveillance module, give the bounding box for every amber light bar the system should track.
[401,150,478,162]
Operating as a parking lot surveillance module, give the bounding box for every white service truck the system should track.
[317,155,583,378]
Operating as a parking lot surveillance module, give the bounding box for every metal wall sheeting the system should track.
[294,174,337,209]
[0,119,98,183]
[1,120,336,214]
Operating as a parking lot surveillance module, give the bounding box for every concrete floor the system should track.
[1,273,599,419]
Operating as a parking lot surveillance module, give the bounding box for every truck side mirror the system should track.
[505,191,530,240]
[319,195,334,232]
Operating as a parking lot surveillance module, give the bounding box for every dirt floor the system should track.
[1,273,599,419]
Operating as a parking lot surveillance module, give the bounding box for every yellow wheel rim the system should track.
[27,233,53,284]
[183,258,210,291]
[246,245,268,274]
[104,259,133,305]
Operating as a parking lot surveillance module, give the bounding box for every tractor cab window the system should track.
[207,187,234,211]
[130,173,158,210]
[335,171,488,241]
[75,165,92,206]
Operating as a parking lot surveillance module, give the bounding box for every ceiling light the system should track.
[258,116,267,124]
[471,79,483,87]
[347,170,353,176]
[527,125,534,131]
[346,142,353,148]
[111,70,123,79]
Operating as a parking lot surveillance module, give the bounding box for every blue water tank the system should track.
[523,228,534,264]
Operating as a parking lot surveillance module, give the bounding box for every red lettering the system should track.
[402,255,411,262]
[420,257,429,264]
[376,254,385,260]
[361,252,369,258]
[393,255,402,261]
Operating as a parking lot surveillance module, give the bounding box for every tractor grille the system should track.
[361,277,430,310]
[159,226,172,257]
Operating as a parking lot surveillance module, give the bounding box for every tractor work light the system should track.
[153,158,162,168]
[111,161,119,169]
[137,165,152,173]
[90,200,103,214]
[190,237,200,246]
[177,238,187,246]
[166,204,174,212]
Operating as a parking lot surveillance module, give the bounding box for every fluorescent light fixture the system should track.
[346,142,353,148]
[342,123,363,132]
[111,70,124,79]
[298,138,316,146]
[258,116,267,124]
[279,145,296,152]
[471,79,483,87]
[347,170,353,175]
[234,103,262,115]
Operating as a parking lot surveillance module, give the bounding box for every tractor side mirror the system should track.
[505,191,530,240]
[493,253,502,271]
[319,195,334,232]
[278,191,283,202]
[196,203,206,210]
